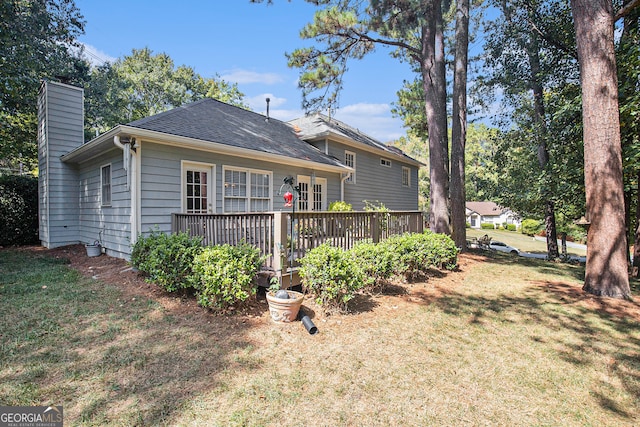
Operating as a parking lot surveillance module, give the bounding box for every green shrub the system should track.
[130,230,202,292]
[190,242,265,310]
[564,225,587,244]
[0,175,39,245]
[480,222,495,230]
[363,200,389,212]
[383,232,458,281]
[506,224,517,232]
[299,243,366,313]
[349,240,394,291]
[521,219,542,236]
[328,201,353,211]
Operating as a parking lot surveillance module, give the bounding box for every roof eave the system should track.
[64,126,350,174]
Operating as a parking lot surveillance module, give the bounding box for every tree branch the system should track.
[348,29,422,59]
[616,0,640,21]
[526,17,578,59]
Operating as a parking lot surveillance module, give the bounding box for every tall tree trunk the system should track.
[421,0,450,234]
[450,0,470,250]
[571,0,631,298]
[633,171,640,276]
[621,5,640,276]
[526,11,559,259]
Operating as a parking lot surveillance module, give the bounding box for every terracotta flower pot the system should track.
[266,290,304,322]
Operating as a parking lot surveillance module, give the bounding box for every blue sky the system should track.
[74,0,419,142]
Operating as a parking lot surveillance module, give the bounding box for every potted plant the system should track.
[265,279,304,322]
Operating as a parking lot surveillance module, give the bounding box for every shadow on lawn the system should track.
[0,249,264,426]
[408,255,640,420]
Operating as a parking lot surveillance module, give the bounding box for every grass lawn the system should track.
[1,245,639,426]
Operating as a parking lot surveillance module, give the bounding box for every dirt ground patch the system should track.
[21,244,640,323]
[17,244,485,322]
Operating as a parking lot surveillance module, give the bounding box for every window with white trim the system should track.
[402,166,411,187]
[380,158,392,167]
[101,164,111,206]
[183,162,214,213]
[223,167,272,213]
[345,151,356,183]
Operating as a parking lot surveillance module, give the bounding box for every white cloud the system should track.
[247,93,287,109]
[221,69,284,85]
[338,102,391,116]
[79,43,116,66]
[333,103,405,142]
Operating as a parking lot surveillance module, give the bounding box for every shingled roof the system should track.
[127,99,346,169]
[466,201,508,216]
[288,113,423,165]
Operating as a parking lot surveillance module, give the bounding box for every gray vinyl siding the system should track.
[37,81,84,248]
[77,149,132,258]
[138,141,342,236]
[327,141,419,210]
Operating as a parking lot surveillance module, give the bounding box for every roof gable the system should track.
[127,99,345,168]
[288,113,422,165]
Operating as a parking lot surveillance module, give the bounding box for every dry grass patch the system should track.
[1,245,639,426]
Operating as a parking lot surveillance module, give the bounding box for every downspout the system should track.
[340,172,349,202]
[130,139,139,245]
[113,135,131,190]
[114,135,138,248]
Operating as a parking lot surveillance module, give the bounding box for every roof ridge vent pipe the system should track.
[265,97,270,122]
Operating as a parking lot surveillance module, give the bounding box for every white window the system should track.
[345,151,356,183]
[223,167,272,213]
[380,158,392,167]
[101,164,111,206]
[297,176,327,211]
[402,166,411,187]
[182,162,214,213]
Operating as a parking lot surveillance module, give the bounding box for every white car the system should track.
[489,241,520,255]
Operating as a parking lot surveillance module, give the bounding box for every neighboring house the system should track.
[38,81,421,259]
[466,201,521,229]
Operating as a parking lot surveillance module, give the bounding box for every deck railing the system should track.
[172,210,425,274]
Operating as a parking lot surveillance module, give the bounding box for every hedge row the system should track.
[131,231,264,310]
[0,175,39,246]
[131,230,459,314]
[299,231,458,313]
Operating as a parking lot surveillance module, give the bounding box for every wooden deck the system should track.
[172,210,425,283]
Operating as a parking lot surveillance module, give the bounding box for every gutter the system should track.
[64,125,350,174]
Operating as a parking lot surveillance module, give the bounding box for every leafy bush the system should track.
[506,224,517,232]
[0,175,39,245]
[190,242,265,310]
[349,240,394,291]
[299,243,366,313]
[521,219,542,236]
[363,200,389,212]
[130,230,202,292]
[328,201,352,211]
[480,222,495,230]
[383,232,458,280]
